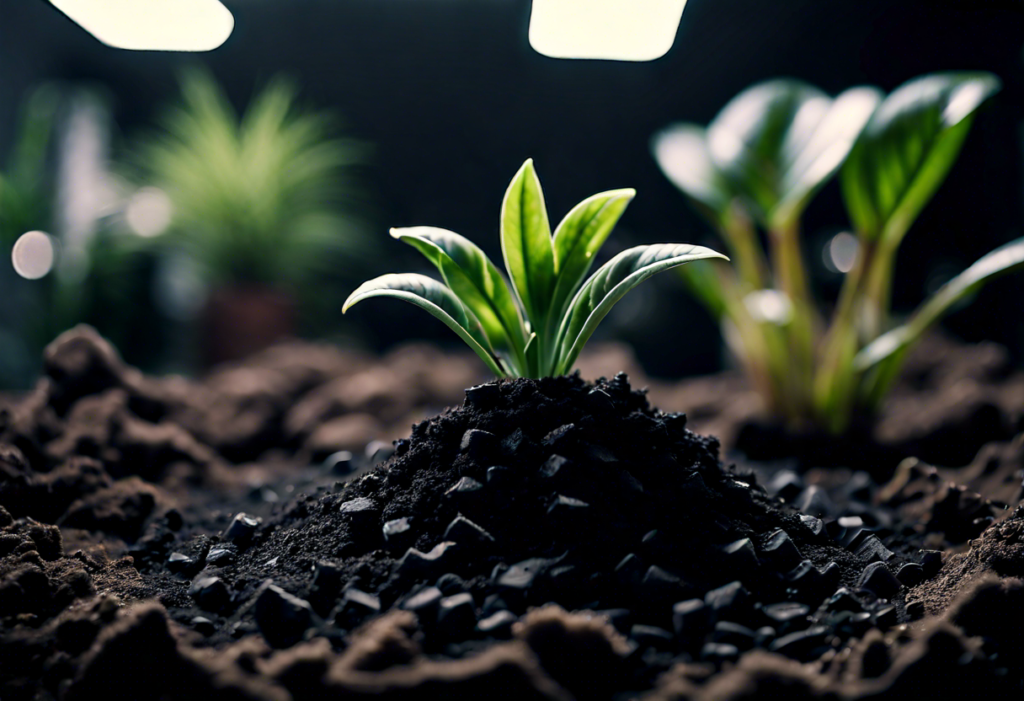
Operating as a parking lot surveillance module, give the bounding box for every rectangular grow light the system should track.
[49,0,234,51]
[529,0,688,61]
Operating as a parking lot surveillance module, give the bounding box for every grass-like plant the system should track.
[344,160,725,377]
[653,72,1024,433]
[135,70,369,288]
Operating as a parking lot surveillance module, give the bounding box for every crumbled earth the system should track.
[0,326,1022,699]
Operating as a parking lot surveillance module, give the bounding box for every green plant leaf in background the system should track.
[854,236,1024,405]
[343,273,504,376]
[554,243,728,374]
[841,72,1001,244]
[706,80,880,229]
[651,124,733,225]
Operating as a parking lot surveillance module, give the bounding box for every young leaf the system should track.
[841,72,1000,243]
[500,159,555,322]
[554,243,728,374]
[343,273,506,376]
[651,124,733,225]
[549,188,635,324]
[390,227,528,365]
[854,236,1024,378]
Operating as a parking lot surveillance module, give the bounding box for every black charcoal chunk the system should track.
[631,625,674,649]
[477,610,517,638]
[254,584,314,648]
[896,562,925,587]
[762,530,803,569]
[465,383,500,408]
[460,429,497,458]
[224,513,261,546]
[858,562,900,599]
[436,592,477,637]
[189,575,230,612]
[444,515,495,546]
[672,599,708,638]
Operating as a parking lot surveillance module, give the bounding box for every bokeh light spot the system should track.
[824,232,859,273]
[12,231,57,280]
[126,187,174,238]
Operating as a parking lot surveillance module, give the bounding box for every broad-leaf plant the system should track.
[653,72,1024,433]
[344,160,725,378]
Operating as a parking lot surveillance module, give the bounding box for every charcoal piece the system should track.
[481,594,510,617]
[477,610,517,638]
[827,588,864,613]
[712,621,757,650]
[383,517,413,545]
[189,575,230,612]
[396,542,459,578]
[308,561,344,617]
[254,584,314,648]
[586,388,615,413]
[919,550,943,578]
[641,565,683,603]
[721,538,760,574]
[819,562,842,592]
[761,602,811,628]
[542,424,576,451]
[672,599,708,638]
[858,562,900,599]
[631,625,674,649]
[540,455,571,479]
[500,428,527,455]
[335,588,381,628]
[400,586,444,623]
[754,626,776,647]
[796,486,834,517]
[324,451,354,475]
[465,383,500,408]
[854,535,894,563]
[548,494,589,517]
[705,581,750,617]
[873,604,898,629]
[896,562,925,587]
[223,513,261,546]
[338,497,379,520]
[436,592,477,637]
[435,573,468,596]
[460,429,496,458]
[444,515,495,546]
[167,552,195,574]
[206,546,236,567]
[701,643,740,663]
[799,514,824,536]
[762,530,803,569]
[614,553,645,590]
[486,465,511,485]
[769,626,831,662]
[497,558,550,594]
[191,616,215,636]
[445,477,483,497]
[767,470,804,501]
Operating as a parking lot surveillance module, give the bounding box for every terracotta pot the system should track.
[201,285,296,367]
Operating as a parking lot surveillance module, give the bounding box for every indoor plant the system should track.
[344,158,725,377]
[653,72,1024,433]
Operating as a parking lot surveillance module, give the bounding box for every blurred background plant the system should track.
[654,72,1024,434]
[131,70,374,365]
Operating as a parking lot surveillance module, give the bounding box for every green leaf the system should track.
[554,243,728,374]
[343,273,506,377]
[855,236,1024,376]
[500,159,555,324]
[651,124,733,224]
[390,227,528,367]
[706,80,879,228]
[841,72,1000,242]
[549,188,635,324]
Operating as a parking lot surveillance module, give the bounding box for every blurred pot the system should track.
[201,286,295,366]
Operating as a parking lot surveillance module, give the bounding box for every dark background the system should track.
[2,0,1023,377]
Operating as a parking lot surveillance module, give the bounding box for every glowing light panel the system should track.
[49,0,234,52]
[529,0,688,61]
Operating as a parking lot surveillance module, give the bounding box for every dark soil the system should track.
[1,326,1022,700]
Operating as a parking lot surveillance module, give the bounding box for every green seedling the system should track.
[344,159,725,378]
[654,72,1024,432]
